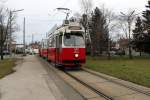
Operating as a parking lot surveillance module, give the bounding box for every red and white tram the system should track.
[47,20,86,67]
[39,39,48,58]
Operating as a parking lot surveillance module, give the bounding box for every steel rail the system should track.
[65,71,113,100]
[82,68,150,97]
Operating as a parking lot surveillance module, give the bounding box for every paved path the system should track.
[0,55,64,100]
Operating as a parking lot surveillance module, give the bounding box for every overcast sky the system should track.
[0,0,148,44]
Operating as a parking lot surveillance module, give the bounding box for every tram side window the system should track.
[56,36,59,48]
[51,37,56,47]
[44,41,47,48]
[42,42,44,48]
[48,38,52,47]
[59,35,62,47]
[48,40,51,47]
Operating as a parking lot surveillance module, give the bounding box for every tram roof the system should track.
[48,20,84,37]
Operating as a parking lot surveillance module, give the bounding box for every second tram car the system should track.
[39,39,48,58]
[47,20,86,67]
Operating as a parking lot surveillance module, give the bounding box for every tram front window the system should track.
[64,33,84,46]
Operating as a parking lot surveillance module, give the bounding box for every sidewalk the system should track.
[0,55,63,100]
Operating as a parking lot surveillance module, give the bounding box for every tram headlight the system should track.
[75,54,79,58]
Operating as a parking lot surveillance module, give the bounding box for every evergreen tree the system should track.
[89,7,108,56]
[143,1,150,34]
[133,17,144,56]
[142,0,150,53]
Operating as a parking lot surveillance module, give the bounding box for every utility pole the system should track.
[32,34,34,44]
[23,17,26,56]
[9,9,24,56]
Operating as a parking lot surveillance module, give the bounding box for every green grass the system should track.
[0,59,15,78]
[85,56,150,88]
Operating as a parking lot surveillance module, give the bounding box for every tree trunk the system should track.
[0,45,4,60]
[140,51,142,56]
[107,38,111,60]
[90,43,94,57]
[84,28,87,46]
[140,47,142,56]
[128,23,133,59]
[129,45,133,59]
[107,52,111,60]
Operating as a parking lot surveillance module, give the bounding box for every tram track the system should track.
[48,64,111,100]
[65,69,150,100]
[40,58,113,100]
[39,57,150,100]
[82,68,150,97]
[65,71,113,100]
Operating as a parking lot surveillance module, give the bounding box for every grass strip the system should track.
[85,56,150,88]
[0,59,15,79]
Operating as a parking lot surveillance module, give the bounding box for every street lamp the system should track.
[12,9,24,13]
[9,9,24,56]
[120,10,136,59]
[23,17,26,56]
[56,8,71,20]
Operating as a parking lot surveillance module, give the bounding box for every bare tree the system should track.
[73,12,81,19]
[79,0,94,56]
[100,5,119,59]
[0,7,17,60]
[120,10,137,59]
[119,22,128,39]
[79,0,93,41]
[115,33,124,40]
[79,0,93,15]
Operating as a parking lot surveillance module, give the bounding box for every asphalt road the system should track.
[0,55,84,100]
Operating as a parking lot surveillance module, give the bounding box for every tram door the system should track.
[56,35,62,63]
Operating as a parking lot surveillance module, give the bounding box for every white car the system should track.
[33,49,39,54]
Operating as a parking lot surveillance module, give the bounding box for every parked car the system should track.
[3,49,10,55]
[115,49,125,55]
[33,49,39,54]
[16,48,24,54]
[110,51,116,55]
